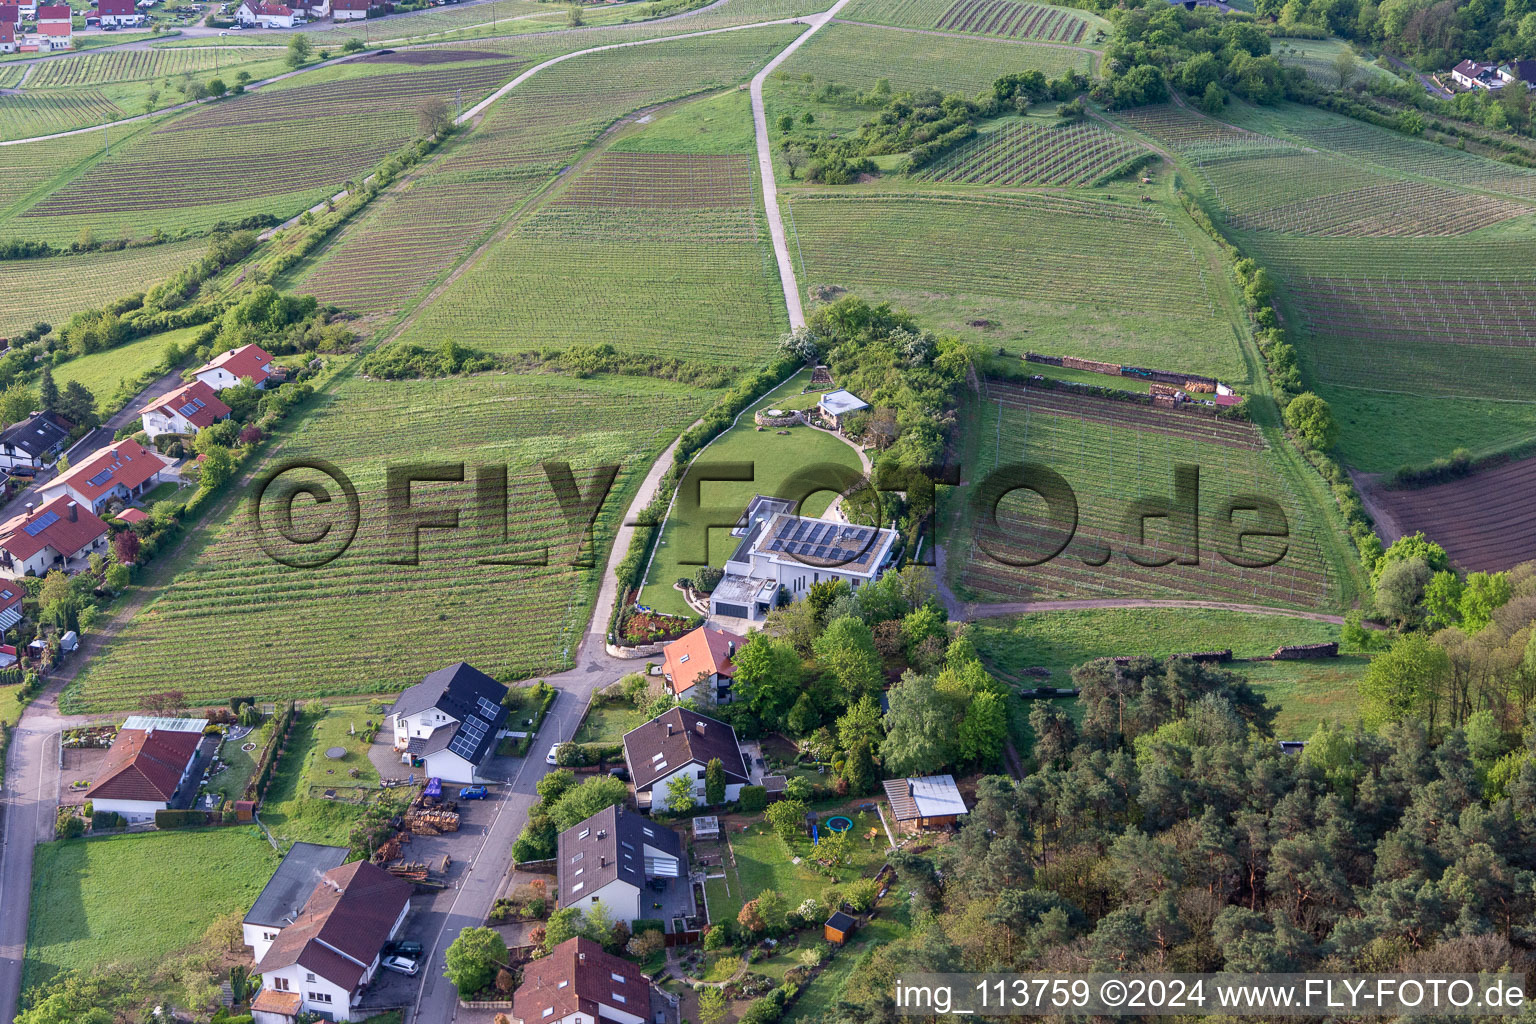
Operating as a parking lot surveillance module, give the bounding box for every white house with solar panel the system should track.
[708,503,899,622]
[388,662,509,782]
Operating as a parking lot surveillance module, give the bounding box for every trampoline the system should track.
[825,816,854,833]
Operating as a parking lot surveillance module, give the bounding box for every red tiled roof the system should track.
[332,0,372,9]
[38,20,70,33]
[198,343,274,385]
[36,4,70,18]
[46,438,167,503]
[141,380,231,430]
[0,21,12,40]
[0,581,21,612]
[85,727,201,802]
[96,0,132,12]
[251,990,302,1015]
[243,1,292,13]
[661,625,743,696]
[514,938,652,1024]
[116,507,149,523]
[0,6,17,24]
[0,494,109,561]
[254,861,412,993]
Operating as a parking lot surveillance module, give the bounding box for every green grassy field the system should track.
[775,20,1094,93]
[52,325,198,411]
[0,240,207,338]
[257,706,384,846]
[952,382,1340,608]
[297,27,802,320]
[969,607,1346,680]
[573,701,648,743]
[783,189,1248,383]
[69,372,714,711]
[638,368,864,616]
[24,830,280,994]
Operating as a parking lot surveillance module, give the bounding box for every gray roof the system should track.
[818,389,868,417]
[557,805,682,905]
[390,662,509,767]
[756,513,898,577]
[0,412,71,459]
[623,708,749,792]
[244,842,350,928]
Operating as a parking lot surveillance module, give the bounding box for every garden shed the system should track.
[825,911,857,945]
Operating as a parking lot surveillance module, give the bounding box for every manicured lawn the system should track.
[0,683,26,727]
[638,368,865,616]
[24,829,280,994]
[201,717,271,807]
[574,702,647,744]
[713,811,887,916]
[139,480,194,506]
[299,704,382,794]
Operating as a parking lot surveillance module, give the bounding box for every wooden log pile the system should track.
[405,808,461,835]
[388,861,429,882]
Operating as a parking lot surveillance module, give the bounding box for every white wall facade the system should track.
[392,707,457,744]
[261,964,353,1022]
[92,796,166,823]
[243,921,282,963]
[642,761,743,807]
[570,878,641,923]
[420,748,478,782]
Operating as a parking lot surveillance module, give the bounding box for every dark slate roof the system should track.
[622,708,749,792]
[0,412,71,459]
[244,842,350,928]
[390,661,508,766]
[558,805,682,905]
[826,911,857,932]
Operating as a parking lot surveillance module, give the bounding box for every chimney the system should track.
[599,855,607,868]
[727,642,735,658]
[666,722,674,736]
[695,722,706,736]
[24,503,32,515]
[66,501,77,522]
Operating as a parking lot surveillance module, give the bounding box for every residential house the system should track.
[38,438,171,515]
[330,0,372,19]
[0,579,22,631]
[194,342,277,391]
[557,806,685,927]
[511,937,670,1024]
[622,708,749,811]
[84,717,207,822]
[388,661,509,782]
[0,411,72,472]
[660,625,744,703]
[882,774,969,835]
[140,380,232,439]
[1452,58,1536,90]
[0,21,15,51]
[242,842,351,961]
[35,5,72,49]
[13,0,34,15]
[249,860,413,1024]
[287,0,326,17]
[709,508,897,622]
[236,0,295,25]
[816,388,868,430]
[95,0,144,24]
[0,4,18,24]
[0,495,109,577]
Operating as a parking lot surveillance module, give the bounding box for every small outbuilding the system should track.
[882,774,969,835]
[692,815,720,840]
[817,389,869,430]
[824,910,857,945]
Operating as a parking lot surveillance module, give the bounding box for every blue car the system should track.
[459,786,489,800]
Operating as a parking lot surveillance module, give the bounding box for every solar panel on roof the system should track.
[476,697,499,719]
[178,403,200,417]
[22,511,59,536]
[87,469,114,487]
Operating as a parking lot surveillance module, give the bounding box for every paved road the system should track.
[1384,53,1453,99]
[750,0,850,330]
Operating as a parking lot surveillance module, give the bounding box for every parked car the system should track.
[545,743,564,765]
[384,939,424,958]
[459,785,488,800]
[382,956,419,976]
[608,767,629,781]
